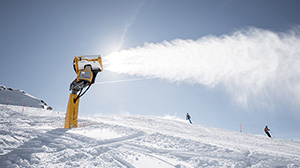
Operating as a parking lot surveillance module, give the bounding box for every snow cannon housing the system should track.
[73,55,103,84]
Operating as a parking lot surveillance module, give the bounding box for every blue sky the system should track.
[1,0,300,140]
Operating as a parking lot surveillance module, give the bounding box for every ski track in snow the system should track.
[0,105,300,168]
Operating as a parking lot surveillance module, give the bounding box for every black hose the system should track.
[73,88,83,103]
[73,84,91,103]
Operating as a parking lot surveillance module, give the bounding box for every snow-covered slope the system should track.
[0,85,51,109]
[0,105,299,168]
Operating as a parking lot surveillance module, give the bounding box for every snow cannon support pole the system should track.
[64,94,79,129]
[64,55,103,129]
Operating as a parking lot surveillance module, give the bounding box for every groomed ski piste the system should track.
[1,105,300,168]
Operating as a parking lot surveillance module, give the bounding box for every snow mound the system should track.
[0,85,51,109]
[0,105,300,167]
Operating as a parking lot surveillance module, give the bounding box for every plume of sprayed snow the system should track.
[103,27,300,111]
[161,114,184,121]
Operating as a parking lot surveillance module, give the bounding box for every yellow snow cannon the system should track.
[64,55,103,129]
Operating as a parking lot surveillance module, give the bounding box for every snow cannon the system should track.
[64,55,103,129]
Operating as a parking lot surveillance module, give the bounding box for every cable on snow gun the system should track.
[64,55,103,129]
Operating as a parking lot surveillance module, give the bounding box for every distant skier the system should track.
[264,125,271,138]
[186,113,192,124]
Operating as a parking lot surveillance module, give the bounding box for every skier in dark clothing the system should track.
[264,125,271,138]
[186,113,192,124]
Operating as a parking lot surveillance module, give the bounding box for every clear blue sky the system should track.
[1,0,300,140]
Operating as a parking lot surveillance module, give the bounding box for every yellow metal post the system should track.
[64,93,80,129]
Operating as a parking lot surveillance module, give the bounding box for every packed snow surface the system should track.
[0,105,300,168]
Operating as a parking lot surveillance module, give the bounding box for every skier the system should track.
[186,113,192,124]
[264,125,271,138]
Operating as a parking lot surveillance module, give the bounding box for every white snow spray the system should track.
[103,27,300,111]
[95,77,154,85]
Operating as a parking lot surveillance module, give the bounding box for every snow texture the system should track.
[0,105,299,168]
[0,85,50,109]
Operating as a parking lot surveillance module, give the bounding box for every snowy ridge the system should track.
[0,85,51,109]
[0,105,300,168]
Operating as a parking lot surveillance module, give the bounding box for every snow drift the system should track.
[0,105,299,167]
